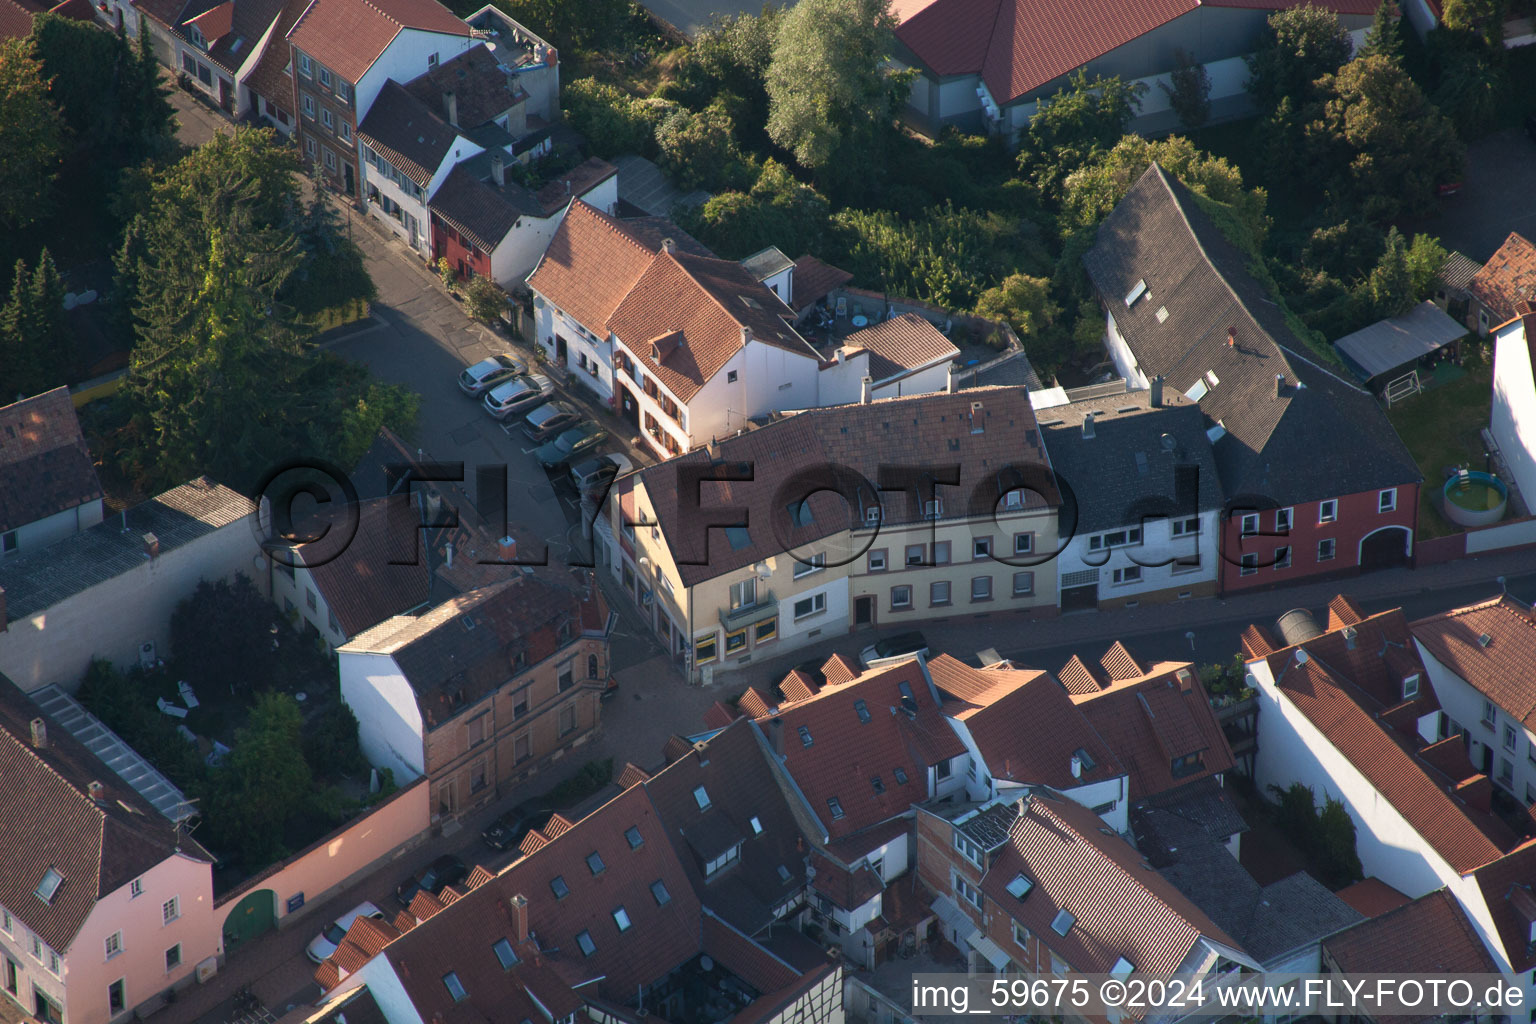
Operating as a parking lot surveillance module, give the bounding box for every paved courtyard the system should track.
[1407,128,1536,262]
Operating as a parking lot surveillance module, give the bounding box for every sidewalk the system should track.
[714,545,1536,691]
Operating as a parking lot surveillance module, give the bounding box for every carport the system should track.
[1333,301,1469,395]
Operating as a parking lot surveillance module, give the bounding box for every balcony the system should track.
[720,591,777,632]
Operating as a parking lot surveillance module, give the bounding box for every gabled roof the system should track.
[1,478,252,623]
[0,674,211,953]
[754,658,964,840]
[1260,644,1514,873]
[790,255,852,310]
[357,79,463,188]
[403,42,524,129]
[242,0,307,109]
[339,570,610,729]
[0,387,102,535]
[1333,877,1412,919]
[431,156,618,255]
[808,851,882,911]
[526,199,661,337]
[1471,840,1536,971]
[609,251,820,404]
[286,0,469,85]
[1037,388,1223,534]
[979,790,1240,975]
[640,385,1054,587]
[1411,595,1536,731]
[1069,654,1233,801]
[1083,164,1420,504]
[1132,777,1249,861]
[180,0,286,77]
[1438,250,1484,293]
[839,314,959,383]
[1325,889,1498,982]
[1469,232,1536,326]
[928,654,1122,790]
[894,0,1375,107]
[641,719,809,936]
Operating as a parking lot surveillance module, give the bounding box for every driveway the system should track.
[1407,128,1536,262]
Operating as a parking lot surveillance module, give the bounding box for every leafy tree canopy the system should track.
[1245,4,1354,112]
[0,37,64,230]
[1016,70,1145,205]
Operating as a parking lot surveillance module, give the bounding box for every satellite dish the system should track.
[754,561,772,579]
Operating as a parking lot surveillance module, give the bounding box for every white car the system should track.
[305,901,386,963]
[458,354,528,396]
[482,374,553,420]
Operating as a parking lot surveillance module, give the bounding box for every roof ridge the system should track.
[657,250,749,335]
[1279,342,1372,395]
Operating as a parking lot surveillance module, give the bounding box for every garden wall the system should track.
[214,778,430,938]
[1465,514,1536,554]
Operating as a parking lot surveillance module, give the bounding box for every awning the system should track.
[1332,300,1467,380]
[930,895,979,945]
[969,935,1012,972]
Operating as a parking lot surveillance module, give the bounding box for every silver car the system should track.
[305,901,386,963]
[458,354,528,396]
[482,374,553,420]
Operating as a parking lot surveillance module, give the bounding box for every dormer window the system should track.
[188,25,205,48]
[1402,673,1421,700]
[35,868,63,904]
[1171,752,1204,777]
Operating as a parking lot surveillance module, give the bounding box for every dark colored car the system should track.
[859,631,930,668]
[482,805,555,852]
[534,424,609,468]
[394,853,468,906]
[521,402,584,444]
[569,453,632,495]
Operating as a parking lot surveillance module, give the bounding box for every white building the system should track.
[1491,307,1536,503]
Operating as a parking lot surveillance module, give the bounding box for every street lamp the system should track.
[1185,630,1196,654]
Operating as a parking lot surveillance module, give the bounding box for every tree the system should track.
[563,78,659,159]
[1364,227,1415,317]
[302,700,367,778]
[764,0,906,171]
[681,158,831,259]
[464,274,507,324]
[654,102,756,192]
[1440,0,1506,49]
[208,692,312,865]
[830,202,1028,311]
[0,249,73,399]
[1061,135,1269,246]
[1359,0,1405,60]
[1316,795,1364,887]
[974,274,1060,339]
[169,576,275,695]
[1245,4,1354,112]
[1404,233,1450,300]
[0,38,64,230]
[1017,71,1146,204]
[1429,31,1503,138]
[1305,55,1464,223]
[1160,49,1211,130]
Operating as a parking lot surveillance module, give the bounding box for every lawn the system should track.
[1386,359,1494,539]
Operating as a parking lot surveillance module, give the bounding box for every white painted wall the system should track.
[337,649,426,780]
[1104,311,1150,388]
[269,563,350,648]
[1053,512,1220,603]
[1492,318,1536,505]
[1416,642,1536,800]
[490,175,617,289]
[2,499,103,559]
[323,955,425,1022]
[777,575,850,645]
[354,28,476,124]
[857,832,910,882]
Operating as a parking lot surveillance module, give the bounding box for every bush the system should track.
[436,257,456,290]
[169,575,273,698]
[1267,782,1364,888]
[302,700,367,778]
[464,274,506,324]
[544,758,614,807]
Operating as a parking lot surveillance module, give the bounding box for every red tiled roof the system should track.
[1058,655,1106,694]
[1259,601,1440,718]
[1412,595,1536,730]
[286,0,469,85]
[1240,624,1276,659]
[757,660,964,839]
[704,700,738,729]
[1265,649,1512,873]
[1418,735,1480,784]
[738,687,775,719]
[822,655,859,685]
[1333,878,1412,919]
[1325,889,1498,983]
[790,255,852,310]
[1469,232,1536,326]
[0,0,41,38]
[841,313,958,382]
[1328,594,1367,629]
[778,670,817,703]
[617,762,651,789]
[929,655,1122,789]
[895,0,1375,106]
[244,0,308,110]
[809,852,883,911]
[1070,658,1233,800]
[47,0,95,19]
[527,199,657,342]
[0,387,103,535]
[1473,841,1536,971]
[980,791,1237,974]
[187,0,233,39]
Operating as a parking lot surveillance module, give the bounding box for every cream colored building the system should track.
[605,386,1059,682]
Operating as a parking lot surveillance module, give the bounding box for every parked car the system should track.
[535,424,609,468]
[859,631,930,669]
[482,804,556,852]
[482,374,553,420]
[305,902,386,963]
[522,402,584,444]
[570,453,632,495]
[458,354,528,396]
[394,854,468,907]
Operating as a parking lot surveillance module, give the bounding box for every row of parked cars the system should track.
[459,353,631,495]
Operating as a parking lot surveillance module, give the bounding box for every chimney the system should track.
[741,326,751,347]
[661,237,676,255]
[143,532,160,559]
[445,540,454,569]
[88,780,104,802]
[1070,754,1082,779]
[442,90,458,126]
[1343,625,1357,650]
[490,151,505,188]
[510,893,529,942]
[29,717,46,748]
[1082,412,1096,440]
[1227,327,1236,348]
[499,535,517,562]
[860,376,873,404]
[946,364,958,393]
[1149,374,1164,408]
[769,717,784,756]
[1275,374,1285,398]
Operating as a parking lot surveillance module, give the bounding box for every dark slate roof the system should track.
[0,478,253,622]
[403,43,526,131]
[965,349,1042,390]
[1037,388,1223,534]
[955,802,1017,851]
[615,215,714,259]
[0,387,103,535]
[643,719,810,936]
[1132,776,1249,867]
[357,80,460,187]
[1158,844,1361,966]
[1083,164,1421,505]
[430,162,537,252]
[0,674,212,953]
